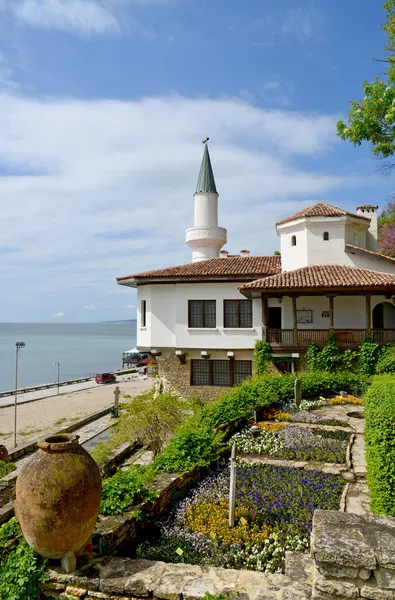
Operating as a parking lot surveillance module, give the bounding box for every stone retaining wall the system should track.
[311,510,395,599]
[93,460,224,553]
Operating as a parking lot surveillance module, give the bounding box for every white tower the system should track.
[185,142,227,262]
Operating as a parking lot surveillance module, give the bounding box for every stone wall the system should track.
[156,351,230,402]
[93,459,226,554]
[311,509,395,599]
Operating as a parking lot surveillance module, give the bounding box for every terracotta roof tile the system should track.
[276,203,370,226]
[117,255,281,281]
[240,264,395,292]
[345,244,395,263]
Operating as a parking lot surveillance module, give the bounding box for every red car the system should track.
[95,372,116,384]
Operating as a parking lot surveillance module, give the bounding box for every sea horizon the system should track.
[0,322,137,392]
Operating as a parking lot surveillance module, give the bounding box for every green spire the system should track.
[195,143,218,194]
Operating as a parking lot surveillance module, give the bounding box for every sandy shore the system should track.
[0,377,153,450]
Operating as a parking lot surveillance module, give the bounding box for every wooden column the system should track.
[366,295,372,339]
[329,296,335,337]
[292,296,298,346]
[262,296,268,341]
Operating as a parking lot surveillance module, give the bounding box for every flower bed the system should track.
[136,462,343,573]
[230,425,349,463]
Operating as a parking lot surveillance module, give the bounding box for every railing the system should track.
[334,329,367,346]
[372,329,395,343]
[267,328,395,348]
[267,329,293,345]
[297,329,329,347]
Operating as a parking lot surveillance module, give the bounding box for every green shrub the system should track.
[365,375,395,515]
[0,461,16,479]
[357,339,384,375]
[153,416,223,474]
[100,465,158,515]
[0,518,47,600]
[253,340,273,375]
[319,338,343,371]
[306,341,321,371]
[376,353,395,374]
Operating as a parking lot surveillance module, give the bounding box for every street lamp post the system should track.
[53,362,60,395]
[14,342,26,448]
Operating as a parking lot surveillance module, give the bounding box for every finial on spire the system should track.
[202,137,209,144]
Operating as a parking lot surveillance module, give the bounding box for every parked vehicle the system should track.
[95,372,116,384]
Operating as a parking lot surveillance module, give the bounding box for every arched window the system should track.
[291,235,296,247]
[323,231,329,241]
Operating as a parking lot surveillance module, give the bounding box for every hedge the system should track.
[154,371,370,473]
[364,375,395,516]
[206,371,370,428]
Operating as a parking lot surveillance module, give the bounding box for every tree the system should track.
[337,2,395,173]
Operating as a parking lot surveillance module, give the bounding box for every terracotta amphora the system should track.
[15,433,102,559]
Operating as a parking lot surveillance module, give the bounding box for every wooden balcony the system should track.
[267,328,395,348]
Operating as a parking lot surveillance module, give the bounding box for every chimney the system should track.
[219,250,229,258]
[240,249,250,257]
[356,205,378,252]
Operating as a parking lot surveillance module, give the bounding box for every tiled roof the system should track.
[240,264,395,292]
[276,203,370,226]
[117,256,281,282]
[345,244,395,264]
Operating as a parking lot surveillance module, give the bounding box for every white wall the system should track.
[281,295,390,330]
[279,224,308,271]
[136,282,262,350]
[306,222,346,266]
[344,251,395,274]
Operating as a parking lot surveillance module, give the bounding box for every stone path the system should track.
[312,403,370,515]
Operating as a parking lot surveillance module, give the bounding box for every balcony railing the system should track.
[267,328,395,347]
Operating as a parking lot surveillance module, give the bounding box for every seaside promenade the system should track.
[0,376,153,450]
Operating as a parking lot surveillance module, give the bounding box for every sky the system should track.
[0,0,394,323]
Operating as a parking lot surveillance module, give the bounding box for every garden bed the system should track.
[229,423,350,464]
[135,461,343,574]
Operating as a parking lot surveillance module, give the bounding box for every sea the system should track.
[0,323,137,392]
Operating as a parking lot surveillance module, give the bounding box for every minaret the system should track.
[185,141,227,262]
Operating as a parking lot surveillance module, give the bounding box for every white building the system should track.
[117,143,395,398]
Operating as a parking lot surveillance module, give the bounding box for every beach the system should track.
[0,377,153,450]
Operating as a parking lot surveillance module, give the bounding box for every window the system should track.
[323,231,329,241]
[188,300,216,328]
[140,300,146,328]
[291,235,296,246]
[191,360,252,386]
[224,300,252,328]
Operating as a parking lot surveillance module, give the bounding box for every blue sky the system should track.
[0,0,393,322]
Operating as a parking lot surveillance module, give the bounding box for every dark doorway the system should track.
[373,304,384,329]
[268,307,282,329]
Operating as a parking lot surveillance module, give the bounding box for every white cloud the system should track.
[84,304,97,310]
[0,92,379,321]
[0,0,170,37]
[126,304,135,309]
[8,0,120,35]
[54,311,65,317]
[281,5,325,43]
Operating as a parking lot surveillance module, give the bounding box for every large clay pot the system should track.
[15,433,102,559]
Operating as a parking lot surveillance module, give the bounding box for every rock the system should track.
[374,568,395,590]
[360,583,395,599]
[311,511,376,569]
[285,552,314,584]
[314,576,359,598]
[316,561,370,581]
[61,552,77,574]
